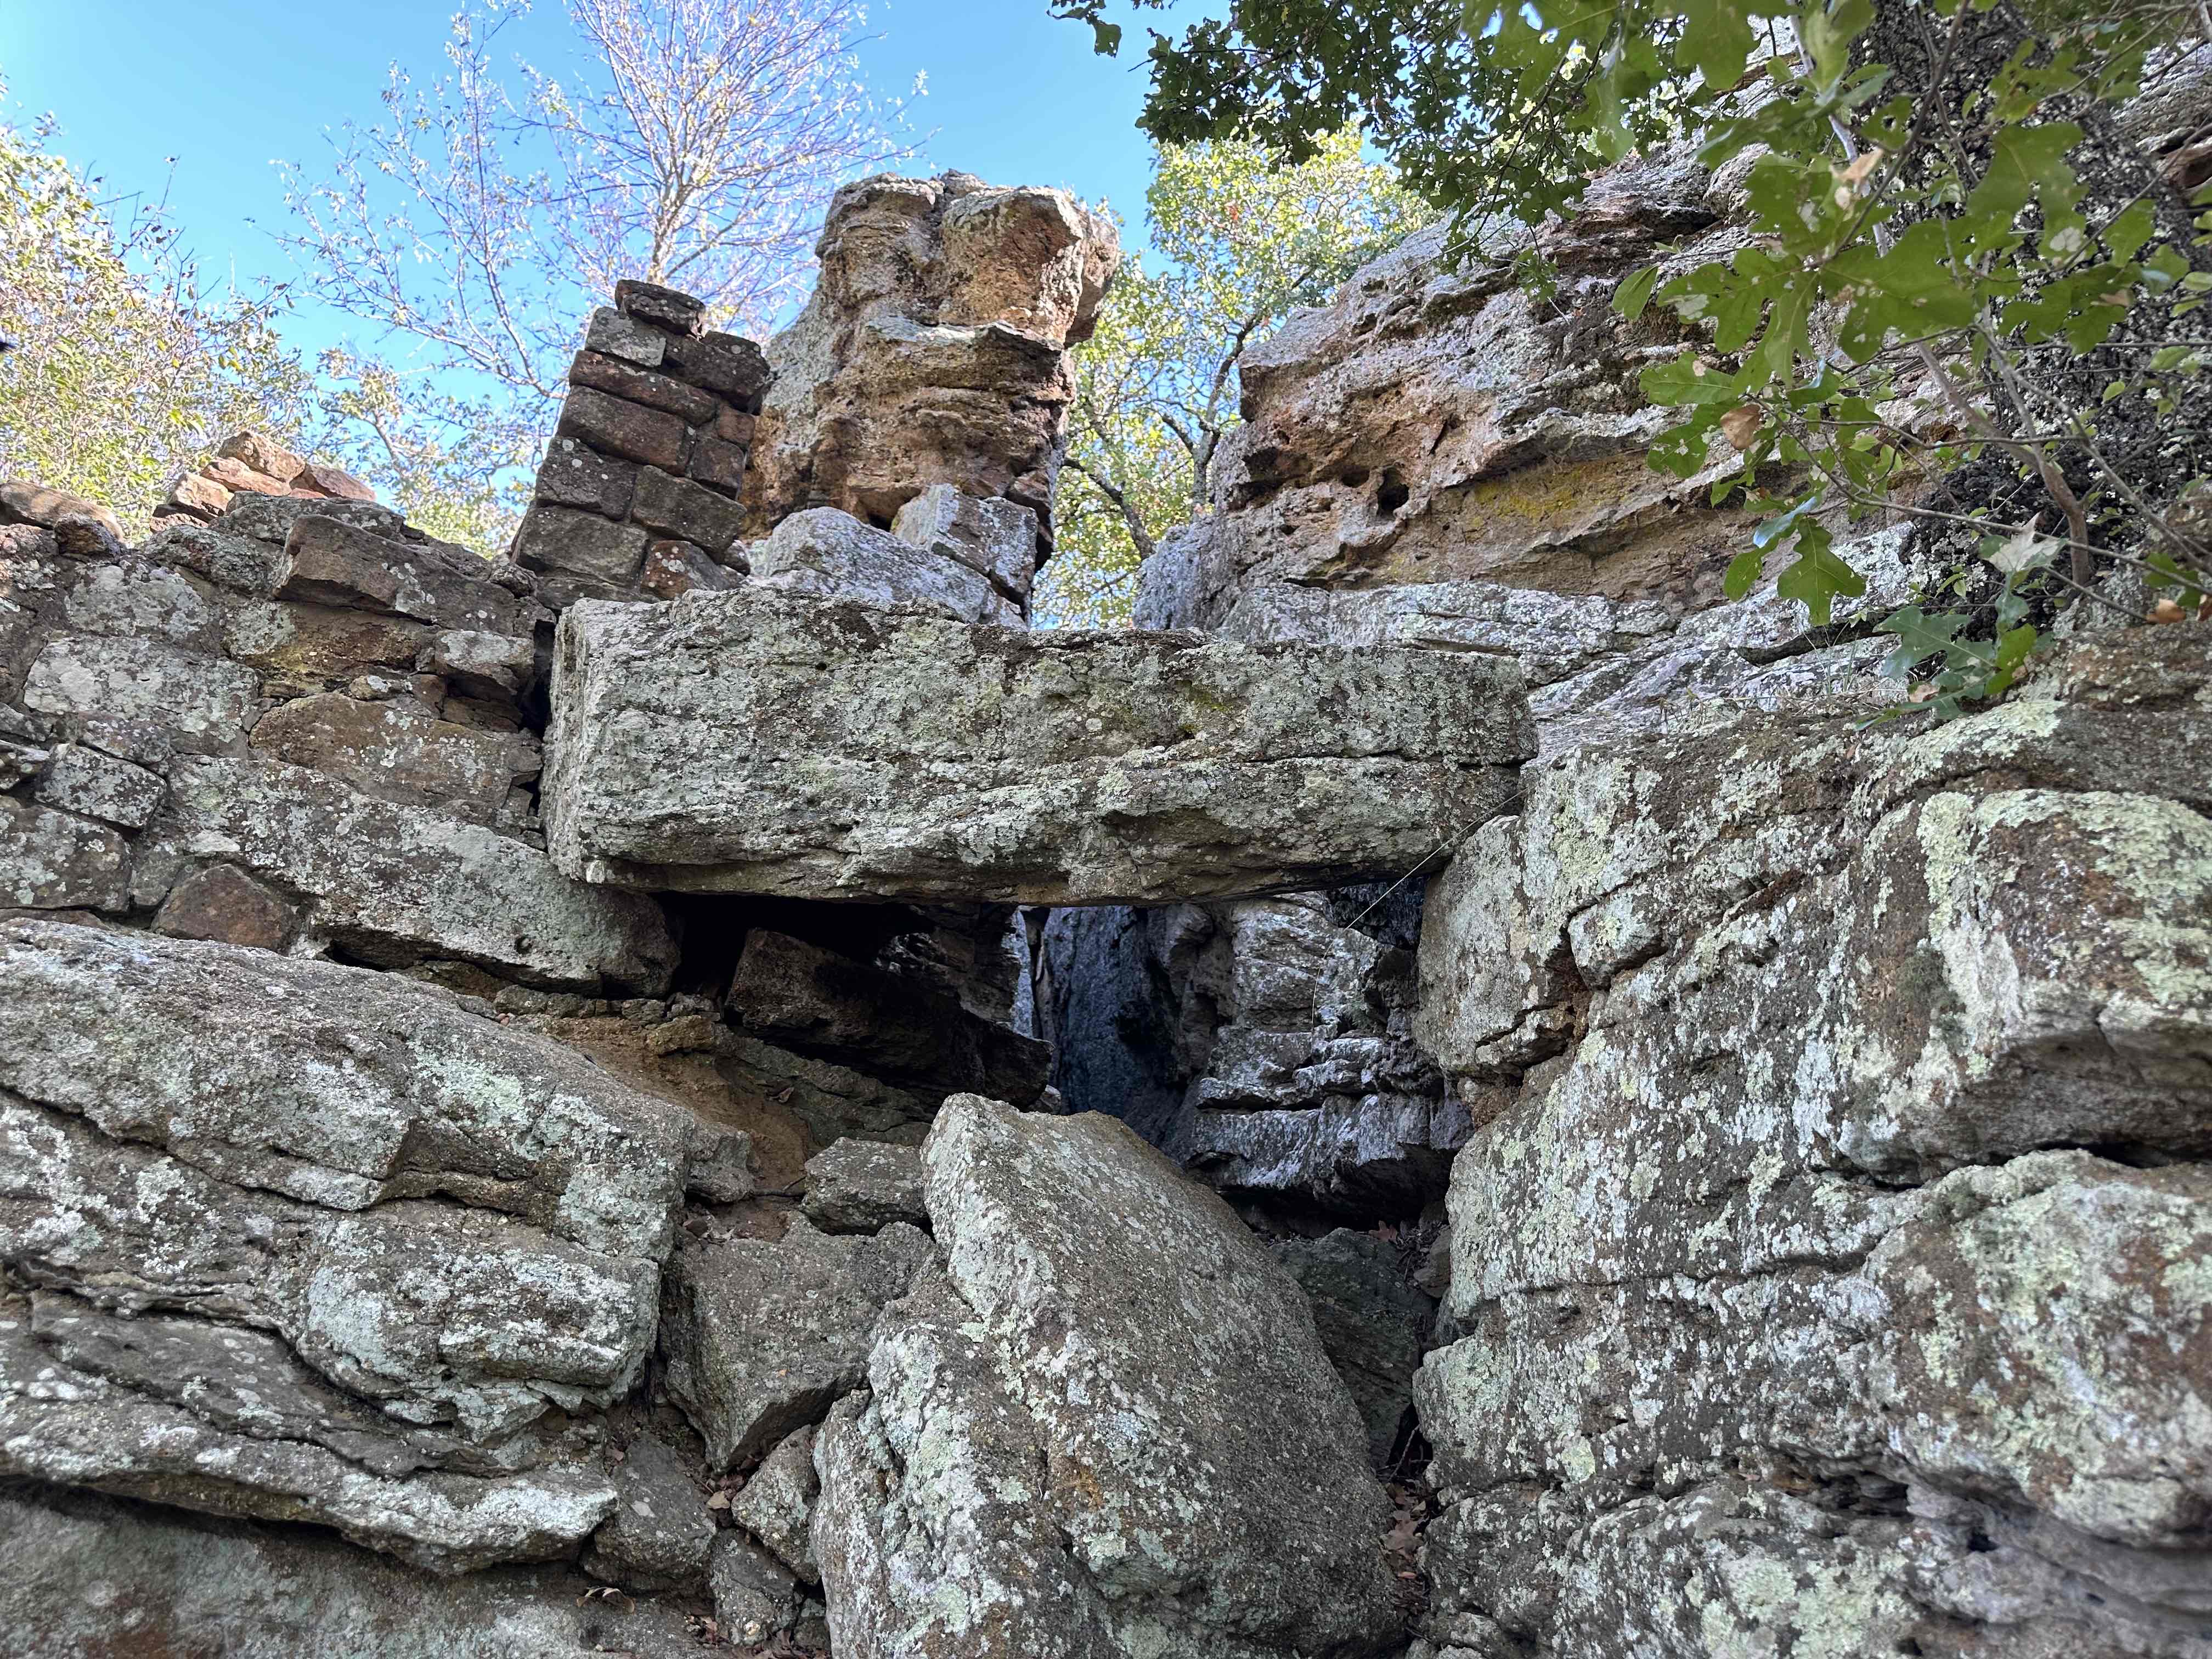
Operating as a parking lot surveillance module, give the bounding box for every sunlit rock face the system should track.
[543,586,1532,906]
[741,172,1118,544]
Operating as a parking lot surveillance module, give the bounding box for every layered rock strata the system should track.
[544,586,1533,904]
[0,917,730,1574]
[0,488,672,990]
[1412,619,2212,1657]
[511,279,769,607]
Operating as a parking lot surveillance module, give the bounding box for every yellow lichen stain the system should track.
[1456,455,1649,532]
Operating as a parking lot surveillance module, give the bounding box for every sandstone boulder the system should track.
[892,482,1040,604]
[579,1431,715,1592]
[1274,1228,1435,1471]
[747,504,1020,624]
[741,172,1118,537]
[1159,154,1747,629]
[659,1213,935,1470]
[812,1095,1403,1659]
[730,1424,821,1583]
[545,588,1532,905]
[802,1139,927,1234]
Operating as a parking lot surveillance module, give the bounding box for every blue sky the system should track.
[0,0,1179,363]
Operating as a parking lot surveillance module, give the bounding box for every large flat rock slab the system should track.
[544,590,1532,904]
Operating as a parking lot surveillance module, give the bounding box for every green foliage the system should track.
[305,352,534,552]
[0,87,309,524]
[1040,130,1434,625]
[1064,0,2212,715]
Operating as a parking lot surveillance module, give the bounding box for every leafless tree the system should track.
[279,0,911,409]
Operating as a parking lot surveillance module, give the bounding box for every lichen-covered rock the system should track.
[0,919,693,1259]
[0,918,705,1571]
[580,1431,715,1592]
[741,172,1118,537]
[0,1302,619,1574]
[812,1095,1403,1659]
[545,588,1531,904]
[748,504,1021,624]
[0,1483,706,1658]
[730,1423,820,1583]
[138,756,674,991]
[659,1214,936,1470]
[802,1139,927,1233]
[1409,624,2212,1655]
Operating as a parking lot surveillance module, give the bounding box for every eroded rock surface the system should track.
[1,488,673,991]
[814,1095,1403,1659]
[1146,154,1750,630]
[546,588,1531,904]
[0,1483,706,1659]
[0,917,710,1572]
[1411,621,2212,1656]
[742,172,1117,538]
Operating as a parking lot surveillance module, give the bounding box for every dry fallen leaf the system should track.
[2150,597,2188,624]
[706,1489,731,1510]
[1984,516,2051,575]
[1838,146,1886,188]
[1719,404,1763,451]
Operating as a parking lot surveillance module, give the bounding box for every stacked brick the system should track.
[155,430,376,526]
[512,280,769,606]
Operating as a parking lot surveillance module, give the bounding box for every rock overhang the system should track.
[542,586,1536,907]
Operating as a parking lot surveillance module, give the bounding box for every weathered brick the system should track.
[512,504,649,584]
[665,332,769,408]
[585,304,665,366]
[568,350,720,425]
[614,280,707,337]
[534,437,639,519]
[556,387,690,473]
[689,433,749,496]
[631,467,746,553]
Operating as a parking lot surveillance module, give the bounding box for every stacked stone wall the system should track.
[513,279,770,607]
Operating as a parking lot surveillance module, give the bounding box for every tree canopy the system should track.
[0,88,308,523]
[1040,130,1432,625]
[1057,0,2212,713]
[279,0,910,546]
